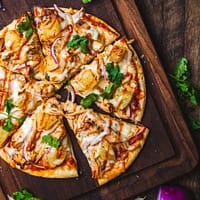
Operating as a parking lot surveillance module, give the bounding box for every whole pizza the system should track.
[0,5,149,185]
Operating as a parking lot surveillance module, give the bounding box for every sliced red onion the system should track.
[53,4,72,23]
[157,185,193,200]
[50,37,61,64]
[31,163,46,170]
[69,85,76,103]
[101,64,108,81]
[13,64,30,71]
[129,104,133,117]
[65,85,76,103]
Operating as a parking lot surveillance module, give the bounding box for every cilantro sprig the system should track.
[106,63,124,86]
[169,58,200,130]
[66,35,89,53]
[2,99,26,132]
[12,188,41,200]
[170,58,199,106]
[17,12,33,38]
[42,135,60,148]
[80,63,124,108]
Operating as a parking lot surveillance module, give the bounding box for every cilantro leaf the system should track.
[2,118,13,132]
[170,58,199,106]
[66,35,89,53]
[42,135,60,148]
[100,83,116,99]
[13,188,41,200]
[17,12,33,38]
[5,99,14,114]
[80,93,98,108]
[105,63,124,86]
[174,57,189,80]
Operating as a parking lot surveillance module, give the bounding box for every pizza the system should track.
[63,100,149,185]
[0,98,78,178]
[33,5,119,83]
[0,5,149,185]
[70,37,146,122]
[0,12,43,78]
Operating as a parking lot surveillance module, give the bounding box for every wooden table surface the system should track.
[0,0,199,199]
[136,0,200,199]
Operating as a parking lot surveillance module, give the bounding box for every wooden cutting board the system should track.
[0,0,198,199]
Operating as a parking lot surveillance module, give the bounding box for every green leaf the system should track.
[5,99,14,114]
[42,135,60,148]
[100,83,116,99]
[17,115,27,125]
[174,57,188,80]
[52,138,60,148]
[80,93,98,108]
[82,0,92,3]
[105,63,124,86]
[17,12,33,38]
[191,117,200,130]
[66,35,89,53]
[13,188,42,200]
[2,118,13,132]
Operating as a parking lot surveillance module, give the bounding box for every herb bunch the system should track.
[169,58,200,130]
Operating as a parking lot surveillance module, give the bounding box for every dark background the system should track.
[136,0,200,199]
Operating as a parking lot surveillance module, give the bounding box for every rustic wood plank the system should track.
[0,0,199,199]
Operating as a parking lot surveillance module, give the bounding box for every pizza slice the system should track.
[0,66,56,147]
[62,100,149,185]
[70,37,146,122]
[33,5,119,83]
[0,98,78,178]
[0,12,43,77]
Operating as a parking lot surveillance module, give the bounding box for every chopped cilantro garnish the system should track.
[2,118,13,132]
[17,12,33,38]
[100,83,116,99]
[66,35,89,53]
[5,99,14,114]
[106,63,124,86]
[1,99,26,132]
[42,135,60,148]
[80,93,98,108]
[13,188,41,200]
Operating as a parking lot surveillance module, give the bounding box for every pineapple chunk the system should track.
[114,88,133,110]
[0,127,11,147]
[99,140,115,161]
[75,69,98,92]
[110,45,126,63]
[36,112,57,131]
[46,147,67,168]
[41,19,61,40]
[4,30,22,50]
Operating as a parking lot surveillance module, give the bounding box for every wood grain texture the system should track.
[135,0,200,199]
[0,0,199,199]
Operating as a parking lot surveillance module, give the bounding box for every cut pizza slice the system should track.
[0,98,78,178]
[0,66,57,147]
[0,12,43,78]
[33,5,119,83]
[62,100,149,185]
[70,37,146,122]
